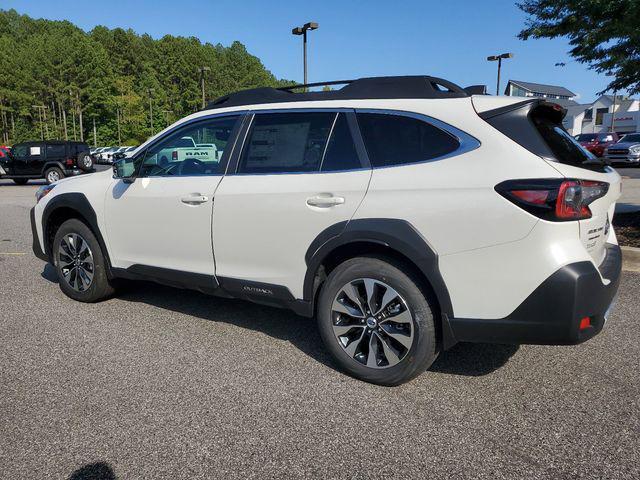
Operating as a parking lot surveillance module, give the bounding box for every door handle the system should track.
[181,194,209,205]
[306,195,345,208]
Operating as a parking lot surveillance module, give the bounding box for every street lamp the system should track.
[487,52,513,95]
[199,66,210,109]
[292,22,319,85]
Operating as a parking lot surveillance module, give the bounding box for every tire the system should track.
[77,152,94,171]
[52,218,115,302]
[317,256,437,386]
[44,167,64,185]
[12,178,29,185]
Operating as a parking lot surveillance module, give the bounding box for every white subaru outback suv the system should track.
[31,76,622,385]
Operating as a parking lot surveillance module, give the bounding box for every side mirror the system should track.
[113,157,136,183]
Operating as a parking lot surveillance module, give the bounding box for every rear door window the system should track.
[320,113,362,172]
[356,112,460,168]
[238,112,335,174]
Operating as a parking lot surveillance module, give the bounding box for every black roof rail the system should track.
[207,75,469,110]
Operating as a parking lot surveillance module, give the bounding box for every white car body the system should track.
[31,76,622,383]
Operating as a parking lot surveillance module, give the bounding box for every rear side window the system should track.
[238,112,334,174]
[46,144,66,157]
[357,113,459,168]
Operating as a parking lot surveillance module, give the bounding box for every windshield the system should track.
[575,134,598,142]
[620,134,640,143]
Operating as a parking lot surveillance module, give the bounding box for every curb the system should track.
[621,245,640,272]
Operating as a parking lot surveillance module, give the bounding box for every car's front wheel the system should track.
[317,256,438,386]
[52,219,115,302]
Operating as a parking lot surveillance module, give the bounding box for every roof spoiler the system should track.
[464,85,489,95]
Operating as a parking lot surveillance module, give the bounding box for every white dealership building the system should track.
[505,80,640,136]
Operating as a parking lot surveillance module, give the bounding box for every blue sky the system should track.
[4,0,615,103]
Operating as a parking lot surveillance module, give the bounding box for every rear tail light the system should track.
[496,179,608,221]
[172,150,178,161]
[66,158,74,166]
[579,317,592,330]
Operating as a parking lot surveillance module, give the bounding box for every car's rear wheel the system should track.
[44,167,64,184]
[52,219,115,302]
[77,152,94,171]
[12,178,29,185]
[317,256,437,386]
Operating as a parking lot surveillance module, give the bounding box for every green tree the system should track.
[518,0,640,94]
[0,9,291,145]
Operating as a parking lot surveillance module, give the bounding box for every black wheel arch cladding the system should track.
[304,218,453,317]
[41,192,113,273]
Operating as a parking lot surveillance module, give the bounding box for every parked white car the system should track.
[30,76,622,385]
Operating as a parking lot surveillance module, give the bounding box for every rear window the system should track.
[175,137,196,148]
[357,113,459,168]
[481,101,605,170]
[531,113,598,165]
[576,134,598,142]
[620,134,640,143]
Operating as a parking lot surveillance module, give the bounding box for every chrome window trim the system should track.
[230,107,480,176]
[355,108,481,170]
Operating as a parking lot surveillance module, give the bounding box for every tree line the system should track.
[0,9,291,146]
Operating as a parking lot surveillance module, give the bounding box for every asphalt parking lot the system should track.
[1,177,639,480]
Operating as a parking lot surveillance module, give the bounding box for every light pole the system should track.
[487,53,513,95]
[148,88,154,135]
[199,67,210,109]
[292,22,319,85]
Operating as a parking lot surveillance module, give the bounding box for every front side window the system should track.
[357,113,460,168]
[139,115,239,177]
[238,112,335,174]
[12,145,28,159]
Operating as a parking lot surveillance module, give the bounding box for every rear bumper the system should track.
[445,243,622,347]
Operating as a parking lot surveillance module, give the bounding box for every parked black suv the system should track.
[0,141,94,185]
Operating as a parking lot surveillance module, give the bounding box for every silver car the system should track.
[605,133,640,164]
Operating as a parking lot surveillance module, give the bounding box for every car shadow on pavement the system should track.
[68,462,116,480]
[431,342,519,377]
[110,279,518,377]
[40,266,519,377]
